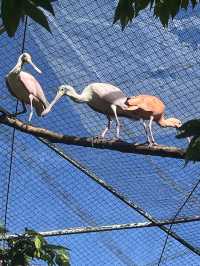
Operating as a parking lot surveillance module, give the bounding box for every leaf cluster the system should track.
[176,119,200,164]
[0,228,70,266]
[0,0,55,37]
[114,0,199,29]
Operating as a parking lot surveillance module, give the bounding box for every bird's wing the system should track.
[5,76,18,98]
[90,83,127,106]
[19,72,49,107]
[127,96,153,112]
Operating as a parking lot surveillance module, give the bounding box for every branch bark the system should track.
[0,114,187,160]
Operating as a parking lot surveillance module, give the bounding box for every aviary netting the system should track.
[0,1,200,265]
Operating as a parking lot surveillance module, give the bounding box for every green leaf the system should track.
[135,0,150,16]
[191,0,198,8]
[185,136,200,164]
[181,0,189,9]
[1,0,22,36]
[113,0,200,30]
[154,0,170,27]
[169,0,181,19]
[113,0,134,30]
[34,235,42,251]
[30,0,55,16]
[55,249,70,266]
[24,0,51,33]
[176,119,200,138]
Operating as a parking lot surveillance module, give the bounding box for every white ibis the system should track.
[6,53,49,122]
[42,83,128,138]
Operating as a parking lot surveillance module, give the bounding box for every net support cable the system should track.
[36,138,200,256]
[1,214,200,240]
[158,177,200,265]
[3,17,28,234]
[1,15,198,261]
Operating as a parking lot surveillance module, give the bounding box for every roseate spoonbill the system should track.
[42,83,128,138]
[122,95,182,145]
[6,53,49,122]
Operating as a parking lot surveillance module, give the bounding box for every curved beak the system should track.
[41,90,64,116]
[29,60,42,74]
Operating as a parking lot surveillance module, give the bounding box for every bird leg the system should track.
[13,102,27,116]
[111,104,121,139]
[28,95,34,122]
[140,119,151,144]
[148,115,158,146]
[100,116,112,138]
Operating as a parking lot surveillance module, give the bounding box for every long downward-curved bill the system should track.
[41,91,63,116]
[30,61,42,74]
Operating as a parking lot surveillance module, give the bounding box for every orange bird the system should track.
[121,95,182,145]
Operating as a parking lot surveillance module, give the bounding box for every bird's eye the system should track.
[22,56,28,62]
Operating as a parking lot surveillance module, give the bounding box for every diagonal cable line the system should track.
[158,176,200,265]
[37,138,200,257]
[3,16,28,236]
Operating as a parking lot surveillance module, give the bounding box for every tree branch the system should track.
[0,114,187,160]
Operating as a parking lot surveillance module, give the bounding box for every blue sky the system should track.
[0,1,200,265]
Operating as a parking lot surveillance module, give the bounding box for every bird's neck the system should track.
[158,116,174,127]
[9,58,23,75]
[68,89,90,103]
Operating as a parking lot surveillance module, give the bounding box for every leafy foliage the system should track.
[176,119,200,164]
[0,228,70,266]
[114,0,200,29]
[0,0,55,37]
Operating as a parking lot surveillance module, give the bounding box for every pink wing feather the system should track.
[19,72,48,107]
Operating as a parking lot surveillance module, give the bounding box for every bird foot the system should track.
[94,135,106,140]
[112,137,124,142]
[152,142,159,146]
[147,141,159,147]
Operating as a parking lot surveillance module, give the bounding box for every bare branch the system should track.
[0,114,187,160]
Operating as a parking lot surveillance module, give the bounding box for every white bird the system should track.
[42,83,128,138]
[6,53,49,121]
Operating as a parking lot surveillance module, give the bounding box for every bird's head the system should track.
[57,85,75,97]
[41,85,76,117]
[19,53,42,74]
[166,118,182,128]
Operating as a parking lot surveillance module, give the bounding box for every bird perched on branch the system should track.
[42,83,128,139]
[6,53,49,122]
[42,83,181,145]
[122,95,182,145]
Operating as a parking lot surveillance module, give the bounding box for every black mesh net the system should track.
[0,0,200,265]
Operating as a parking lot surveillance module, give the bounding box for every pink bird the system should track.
[6,53,49,121]
[122,95,182,145]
